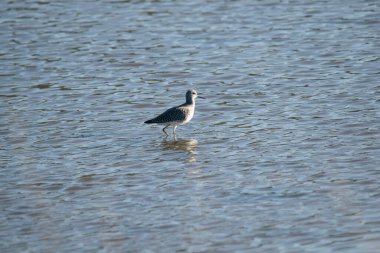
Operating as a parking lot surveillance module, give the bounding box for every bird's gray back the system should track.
[148,104,192,124]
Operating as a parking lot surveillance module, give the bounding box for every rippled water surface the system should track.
[1,0,380,252]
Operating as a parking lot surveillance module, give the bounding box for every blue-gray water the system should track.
[1,0,380,252]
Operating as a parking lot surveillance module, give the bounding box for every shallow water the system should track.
[1,0,380,252]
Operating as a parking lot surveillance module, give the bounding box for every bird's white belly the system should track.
[181,109,194,125]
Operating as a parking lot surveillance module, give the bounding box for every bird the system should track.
[145,89,205,137]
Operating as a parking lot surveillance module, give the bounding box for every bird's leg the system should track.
[173,125,177,138]
[162,125,169,137]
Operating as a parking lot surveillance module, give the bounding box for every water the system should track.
[1,0,380,252]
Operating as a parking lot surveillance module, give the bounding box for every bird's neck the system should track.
[186,97,195,105]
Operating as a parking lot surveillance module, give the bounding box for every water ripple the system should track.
[1,0,380,252]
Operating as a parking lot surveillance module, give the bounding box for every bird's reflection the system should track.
[161,138,198,163]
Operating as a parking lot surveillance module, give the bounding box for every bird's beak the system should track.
[198,96,206,99]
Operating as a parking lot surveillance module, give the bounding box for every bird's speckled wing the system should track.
[145,105,189,124]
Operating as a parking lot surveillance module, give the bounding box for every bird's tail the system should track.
[144,119,154,124]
